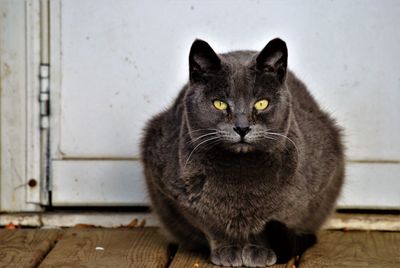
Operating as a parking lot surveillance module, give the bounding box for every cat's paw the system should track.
[210,245,243,267]
[242,244,277,267]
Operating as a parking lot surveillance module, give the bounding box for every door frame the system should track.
[0,0,45,212]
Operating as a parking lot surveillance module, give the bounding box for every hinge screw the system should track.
[28,179,37,187]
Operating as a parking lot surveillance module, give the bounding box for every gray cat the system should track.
[140,38,344,267]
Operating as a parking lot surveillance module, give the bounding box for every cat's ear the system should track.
[256,38,288,83]
[189,39,221,81]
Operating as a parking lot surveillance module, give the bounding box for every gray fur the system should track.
[140,38,344,267]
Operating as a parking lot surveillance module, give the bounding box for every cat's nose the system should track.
[233,126,251,138]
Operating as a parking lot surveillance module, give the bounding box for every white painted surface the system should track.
[51,160,148,206]
[0,212,158,228]
[51,160,400,208]
[323,213,400,231]
[49,0,400,207]
[0,0,42,212]
[26,0,43,205]
[0,213,41,227]
[338,163,400,209]
[54,0,400,160]
[41,212,157,228]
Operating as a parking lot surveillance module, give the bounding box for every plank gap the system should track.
[165,243,179,268]
[34,230,64,268]
[295,253,304,268]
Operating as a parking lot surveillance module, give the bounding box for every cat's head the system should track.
[184,38,291,153]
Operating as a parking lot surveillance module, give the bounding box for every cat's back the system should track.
[287,71,341,137]
[286,71,344,173]
[286,71,322,114]
[140,86,186,167]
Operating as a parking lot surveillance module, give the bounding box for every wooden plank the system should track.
[0,229,60,268]
[39,227,170,268]
[169,246,290,268]
[301,231,400,267]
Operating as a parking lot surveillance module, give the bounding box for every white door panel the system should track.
[52,161,147,206]
[51,161,400,209]
[50,0,400,207]
[339,163,400,209]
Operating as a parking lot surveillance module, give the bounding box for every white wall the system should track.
[1,0,399,210]
[49,0,400,208]
[55,0,400,160]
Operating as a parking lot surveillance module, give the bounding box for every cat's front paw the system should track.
[242,244,277,267]
[210,245,243,267]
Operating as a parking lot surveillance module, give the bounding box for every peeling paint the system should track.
[0,213,41,226]
[1,63,11,78]
[0,212,159,228]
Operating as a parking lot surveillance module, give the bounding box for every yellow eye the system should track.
[254,99,269,111]
[213,100,228,110]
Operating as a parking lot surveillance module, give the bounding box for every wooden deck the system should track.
[0,228,399,267]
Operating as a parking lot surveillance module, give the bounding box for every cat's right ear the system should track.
[256,38,288,83]
[189,39,221,82]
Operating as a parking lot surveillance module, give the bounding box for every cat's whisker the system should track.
[190,132,219,144]
[261,136,279,141]
[187,128,218,134]
[183,128,219,139]
[265,132,299,153]
[258,131,299,159]
[203,139,222,152]
[184,136,220,168]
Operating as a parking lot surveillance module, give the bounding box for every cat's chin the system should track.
[230,143,254,154]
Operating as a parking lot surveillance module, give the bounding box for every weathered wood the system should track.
[1,228,398,267]
[39,227,169,268]
[0,229,60,268]
[300,231,400,267]
[169,246,290,268]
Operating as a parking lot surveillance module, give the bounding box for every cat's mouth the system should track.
[231,142,254,153]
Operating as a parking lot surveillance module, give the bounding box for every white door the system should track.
[49,0,400,208]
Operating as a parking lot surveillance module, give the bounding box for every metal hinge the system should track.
[39,64,50,129]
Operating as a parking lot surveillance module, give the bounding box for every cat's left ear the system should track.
[256,38,288,83]
[189,39,221,82]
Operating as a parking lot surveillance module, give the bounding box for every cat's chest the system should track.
[197,178,273,236]
[203,170,274,207]
[180,155,288,234]
[205,157,280,186]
